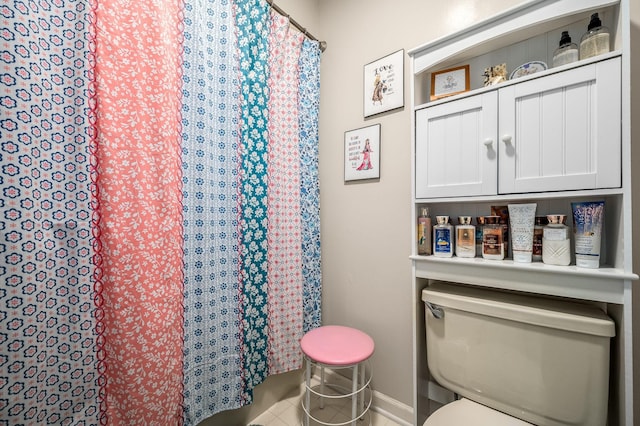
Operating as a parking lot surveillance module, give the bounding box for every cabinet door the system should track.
[498,57,621,194]
[415,92,498,198]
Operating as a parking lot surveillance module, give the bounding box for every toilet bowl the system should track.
[421,282,615,426]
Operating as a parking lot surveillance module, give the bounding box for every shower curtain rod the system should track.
[267,0,327,52]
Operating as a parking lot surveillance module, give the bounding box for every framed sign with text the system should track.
[344,124,381,182]
[363,50,404,117]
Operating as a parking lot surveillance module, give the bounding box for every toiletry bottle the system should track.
[417,207,432,256]
[532,216,548,262]
[433,215,454,258]
[455,216,476,258]
[580,13,610,60]
[475,216,485,257]
[542,214,571,266]
[482,215,505,260]
[552,31,579,67]
[508,203,537,263]
[491,206,509,258]
[572,201,604,269]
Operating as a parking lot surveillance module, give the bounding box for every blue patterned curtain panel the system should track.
[0,1,100,423]
[181,0,242,424]
[298,39,322,333]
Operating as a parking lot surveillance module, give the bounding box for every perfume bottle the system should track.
[475,216,485,257]
[580,13,610,60]
[532,216,548,262]
[552,31,579,67]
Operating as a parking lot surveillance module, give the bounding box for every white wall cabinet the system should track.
[498,57,621,194]
[415,57,621,199]
[415,92,497,198]
[408,1,636,426]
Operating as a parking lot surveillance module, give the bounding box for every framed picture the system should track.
[430,65,470,100]
[344,124,381,182]
[363,49,404,117]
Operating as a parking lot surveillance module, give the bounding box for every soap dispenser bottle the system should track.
[579,13,610,60]
[552,31,578,67]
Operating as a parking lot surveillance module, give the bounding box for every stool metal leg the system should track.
[320,365,325,409]
[305,357,311,426]
[351,364,358,426]
[359,362,365,419]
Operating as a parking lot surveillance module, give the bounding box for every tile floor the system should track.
[247,378,402,426]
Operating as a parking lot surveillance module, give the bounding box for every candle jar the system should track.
[542,214,571,266]
[482,215,505,260]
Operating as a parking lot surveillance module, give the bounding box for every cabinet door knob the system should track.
[502,134,513,145]
[483,138,493,148]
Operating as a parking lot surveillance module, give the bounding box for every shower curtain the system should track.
[0,0,322,424]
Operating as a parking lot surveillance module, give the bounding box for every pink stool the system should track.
[300,325,374,426]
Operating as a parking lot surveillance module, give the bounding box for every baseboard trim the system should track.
[316,369,413,426]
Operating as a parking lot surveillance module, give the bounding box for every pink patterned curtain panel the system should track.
[0,0,322,424]
[267,10,305,375]
[91,0,185,423]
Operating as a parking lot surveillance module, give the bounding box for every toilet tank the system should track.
[422,282,615,426]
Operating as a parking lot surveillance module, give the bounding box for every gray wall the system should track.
[315,0,523,406]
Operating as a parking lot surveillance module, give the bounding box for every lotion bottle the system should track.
[433,215,453,258]
[455,216,475,258]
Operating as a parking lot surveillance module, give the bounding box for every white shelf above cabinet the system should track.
[409,0,620,75]
[414,51,622,111]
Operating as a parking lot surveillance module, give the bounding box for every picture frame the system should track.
[363,50,404,117]
[430,64,470,100]
[344,124,381,182]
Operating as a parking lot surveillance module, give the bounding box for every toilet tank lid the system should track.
[422,283,615,337]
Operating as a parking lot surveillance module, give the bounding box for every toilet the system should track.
[421,282,616,426]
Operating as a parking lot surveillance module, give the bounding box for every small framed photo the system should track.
[344,124,381,182]
[363,49,404,118]
[430,65,470,100]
